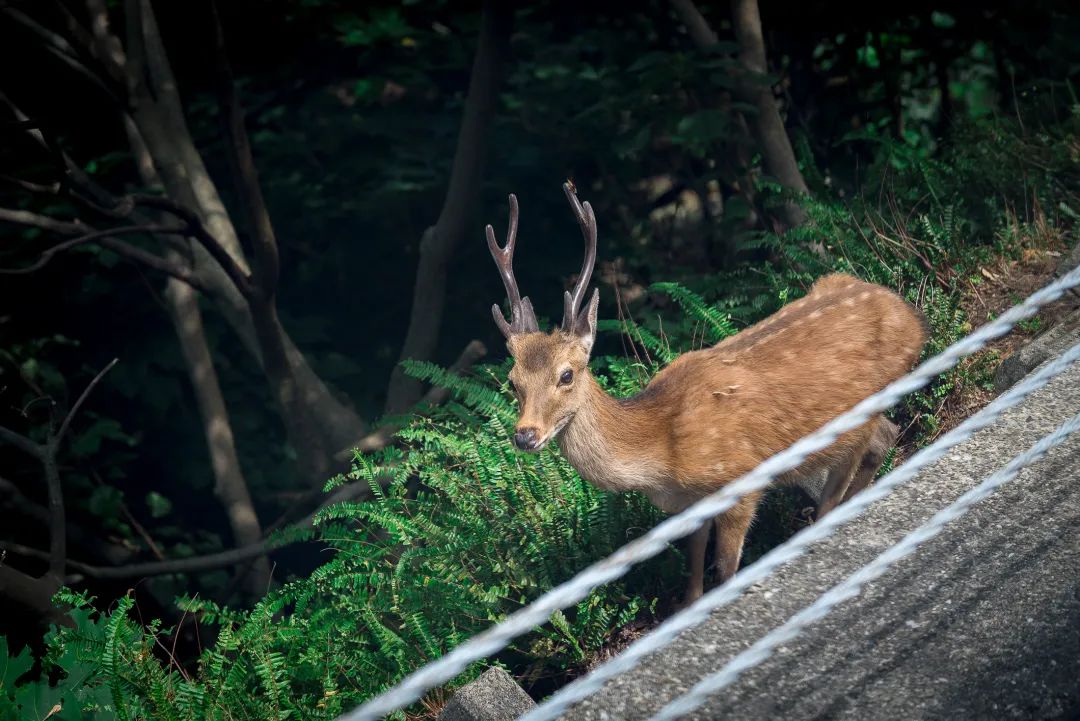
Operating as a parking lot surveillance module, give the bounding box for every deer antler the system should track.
[487,194,539,339]
[561,181,598,333]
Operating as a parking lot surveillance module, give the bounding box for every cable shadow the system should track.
[690,446,1080,720]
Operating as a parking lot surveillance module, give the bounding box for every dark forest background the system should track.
[1,0,1079,718]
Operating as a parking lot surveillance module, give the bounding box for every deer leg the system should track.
[842,416,898,503]
[816,431,872,519]
[816,460,858,519]
[713,491,761,583]
[684,521,711,604]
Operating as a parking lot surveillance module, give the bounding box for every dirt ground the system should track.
[922,245,1078,443]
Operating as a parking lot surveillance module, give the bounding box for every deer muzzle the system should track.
[513,427,540,451]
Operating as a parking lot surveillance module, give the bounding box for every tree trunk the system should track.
[126,0,364,477]
[671,0,817,249]
[384,0,511,415]
[112,6,270,591]
[122,87,272,593]
[728,0,810,233]
[162,270,273,596]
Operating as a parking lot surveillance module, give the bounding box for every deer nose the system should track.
[513,427,540,451]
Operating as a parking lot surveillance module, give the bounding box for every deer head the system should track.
[487,182,600,452]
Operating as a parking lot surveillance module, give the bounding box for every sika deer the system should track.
[486,183,927,603]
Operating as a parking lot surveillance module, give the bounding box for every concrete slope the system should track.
[560,352,1080,720]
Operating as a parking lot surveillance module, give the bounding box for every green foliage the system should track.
[1,596,116,720]
[649,282,738,346]
[13,97,1078,718]
[4,3,1080,719]
[7,352,676,719]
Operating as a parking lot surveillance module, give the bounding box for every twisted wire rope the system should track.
[652,408,1080,720]
[523,338,1080,721]
[340,264,1080,721]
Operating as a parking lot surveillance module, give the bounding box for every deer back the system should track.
[582,273,927,494]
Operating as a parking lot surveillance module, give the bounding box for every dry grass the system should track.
[923,213,1076,442]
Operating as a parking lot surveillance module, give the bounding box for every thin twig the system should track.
[128,195,256,297]
[83,0,129,84]
[0,174,61,194]
[55,357,118,446]
[0,97,254,298]
[41,443,65,577]
[54,480,372,582]
[0,224,183,275]
[0,206,85,234]
[0,207,212,292]
[97,237,212,294]
[0,6,120,103]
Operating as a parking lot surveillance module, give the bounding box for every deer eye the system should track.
[558,369,574,386]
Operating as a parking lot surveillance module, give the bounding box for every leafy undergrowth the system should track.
[4,110,1080,720]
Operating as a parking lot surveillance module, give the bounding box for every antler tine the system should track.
[487,193,539,339]
[561,181,598,332]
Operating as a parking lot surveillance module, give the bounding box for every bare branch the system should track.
[0,542,53,564]
[209,0,280,297]
[54,357,118,446]
[29,358,117,578]
[127,195,256,297]
[60,540,277,580]
[1,6,121,102]
[84,0,129,84]
[1,481,137,565]
[0,425,45,460]
[51,0,101,60]
[24,481,373,581]
[3,39,225,298]
[97,237,211,293]
[0,174,61,194]
[728,0,811,227]
[0,91,53,157]
[0,206,216,292]
[1,92,255,295]
[670,0,719,48]
[669,0,817,244]
[0,207,86,234]
[40,441,65,577]
[0,223,184,275]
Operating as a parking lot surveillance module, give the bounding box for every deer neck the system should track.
[556,374,668,493]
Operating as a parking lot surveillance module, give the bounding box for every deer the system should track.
[485,182,928,603]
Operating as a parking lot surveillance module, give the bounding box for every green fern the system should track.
[14,89,1080,721]
[650,281,737,344]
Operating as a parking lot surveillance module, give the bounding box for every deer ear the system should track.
[574,288,600,354]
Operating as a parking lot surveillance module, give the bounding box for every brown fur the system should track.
[504,272,927,603]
